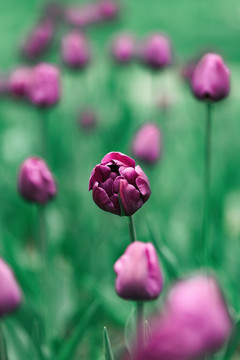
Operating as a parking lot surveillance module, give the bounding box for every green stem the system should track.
[203,102,212,266]
[129,216,137,242]
[39,109,48,159]
[136,302,144,343]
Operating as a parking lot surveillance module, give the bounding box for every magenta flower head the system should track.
[114,241,163,301]
[89,152,151,216]
[139,33,172,70]
[99,0,119,20]
[62,32,91,69]
[0,258,22,317]
[191,53,230,102]
[22,20,54,60]
[135,275,232,360]
[9,67,32,98]
[132,123,162,164]
[28,63,60,107]
[18,157,57,205]
[111,34,135,64]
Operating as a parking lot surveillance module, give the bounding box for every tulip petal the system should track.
[136,176,151,201]
[119,166,138,185]
[119,179,143,216]
[89,164,111,190]
[92,183,115,213]
[101,152,135,168]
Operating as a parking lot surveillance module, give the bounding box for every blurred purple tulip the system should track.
[18,157,57,205]
[28,63,60,107]
[139,33,172,70]
[132,123,162,164]
[64,4,101,27]
[114,241,163,301]
[0,258,22,317]
[111,34,135,64]
[135,275,232,360]
[89,152,151,216]
[62,32,91,68]
[22,19,54,60]
[79,110,97,130]
[191,53,230,102]
[9,67,32,98]
[99,0,119,20]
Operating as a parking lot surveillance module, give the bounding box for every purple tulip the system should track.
[79,110,97,130]
[22,20,54,60]
[0,258,22,317]
[114,241,163,301]
[135,275,232,360]
[99,0,119,20]
[28,63,60,107]
[9,67,32,98]
[191,53,230,102]
[139,33,172,70]
[132,123,162,164]
[89,152,151,216]
[62,32,91,68]
[111,34,135,64]
[18,157,57,205]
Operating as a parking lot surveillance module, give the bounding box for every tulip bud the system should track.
[28,63,60,107]
[9,67,32,98]
[62,32,91,68]
[132,123,162,164]
[111,34,135,64]
[191,53,230,102]
[135,275,232,360]
[89,152,151,216]
[114,241,163,301]
[79,110,97,130]
[0,258,22,317]
[22,20,54,60]
[139,33,172,70]
[18,157,57,204]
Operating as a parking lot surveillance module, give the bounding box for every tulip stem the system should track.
[136,302,144,344]
[39,109,48,159]
[129,216,137,242]
[203,102,212,266]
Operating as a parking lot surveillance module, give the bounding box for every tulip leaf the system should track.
[0,326,8,360]
[223,314,240,360]
[124,306,136,357]
[103,327,114,360]
[55,300,99,360]
[144,320,151,346]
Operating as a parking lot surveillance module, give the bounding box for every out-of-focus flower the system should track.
[135,275,232,360]
[28,63,60,107]
[139,33,172,70]
[0,258,22,317]
[191,53,230,102]
[79,110,97,130]
[132,123,162,164]
[99,0,119,20]
[22,20,54,60]
[114,241,163,301]
[18,157,57,204]
[62,32,91,68]
[111,34,135,64]
[9,67,32,98]
[89,152,151,216]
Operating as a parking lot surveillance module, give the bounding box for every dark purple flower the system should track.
[139,33,172,70]
[135,275,232,360]
[89,152,151,216]
[114,241,163,301]
[132,123,162,164]
[0,258,22,317]
[111,34,135,64]
[28,63,60,107]
[9,67,32,98]
[191,53,230,102]
[62,32,91,68]
[22,20,54,60]
[18,157,57,205]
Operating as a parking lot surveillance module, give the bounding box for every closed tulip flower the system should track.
[18,157,57,204]
[28,63,60,107]
[191,53,230,102]
[9,67,32,98]
[114,241,163,301]
[135,275,232,360]
[140,33,172,70]
[132,123,162,164]
[62,32,90,68]
[111,34,135,63]
[89,152,151,216]
[0,258,22,317]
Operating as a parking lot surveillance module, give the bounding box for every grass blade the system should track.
[103,327,114,360]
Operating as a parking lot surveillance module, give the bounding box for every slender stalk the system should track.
[129,216,137,242]
[136,302,144,343]
[203,102,212,266]
[39,109,48,159]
